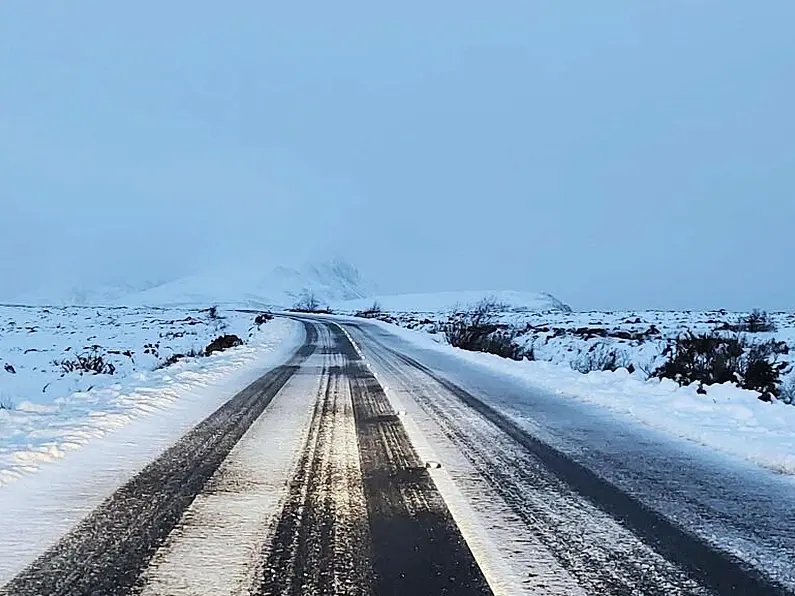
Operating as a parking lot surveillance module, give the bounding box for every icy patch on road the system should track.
[0,318,301,584]
[366,320,795,477]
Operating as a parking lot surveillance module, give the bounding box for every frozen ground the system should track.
[0,305,292,486]
[345,307,795,476]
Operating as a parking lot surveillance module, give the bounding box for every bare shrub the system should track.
[465,296,507,317]
[294,292,320,312]
[445,318,496,351]
[573,343,631,373]
[444,298,523,360]
[56,348,116,376]
[291,292,332,313]
[720,309,777,333]
[157,349,201,369]
[474,330,523,360]
[741,310,777,333]
[355,301,383,318]
[203,305,228,333]
[637,358,659,380]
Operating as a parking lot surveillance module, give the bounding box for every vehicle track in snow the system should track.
[255,323,491,595]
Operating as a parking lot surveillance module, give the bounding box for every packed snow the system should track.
[0,305,294,486]
[353,309,795,476]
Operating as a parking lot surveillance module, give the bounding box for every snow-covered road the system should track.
[1,316,792,595]
[345,318,795,594]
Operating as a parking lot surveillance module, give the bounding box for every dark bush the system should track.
[204,334,243,356]
[56,348,116,376]
[157,349,201,369]
[744,341,790,400]
[355,301,383,318]
[573,344,630,373]
[143,342,160,358]
[653,332,787,400]
[445,322,522,359]
[444,298,523,360]
[474,329,523,360]
[444,299,498,349]
[718,309,777,333]
[654,333,744,387]
[444,318,497,350]
[254,313,273,327]
[741,309,777,333]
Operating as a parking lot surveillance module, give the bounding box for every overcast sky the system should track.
[2,1,793,310]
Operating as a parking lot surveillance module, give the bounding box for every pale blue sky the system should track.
[2,1,793,309]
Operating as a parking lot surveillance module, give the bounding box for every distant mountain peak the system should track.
[112,258,375,308]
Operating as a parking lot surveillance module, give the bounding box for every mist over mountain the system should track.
[4,257,572,314]
[8,280,167,307]
[117,258,376,309]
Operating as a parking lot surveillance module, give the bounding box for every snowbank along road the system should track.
[1,316,793,595]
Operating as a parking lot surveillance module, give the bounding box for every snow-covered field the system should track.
[0,305,292,486]
[355,307,794,375]
[349,306,795,476]
[339,290,571,314]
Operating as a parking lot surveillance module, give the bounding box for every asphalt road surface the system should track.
[2,317,793,595]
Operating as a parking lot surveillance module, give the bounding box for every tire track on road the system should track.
[338,324,492,596]
[254,323,492,596]
[255,357,373,596]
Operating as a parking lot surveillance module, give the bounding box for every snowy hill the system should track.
[118,259,375,309]
[7,260,569,314]
[11,280,165,307]
[338,290,572,314]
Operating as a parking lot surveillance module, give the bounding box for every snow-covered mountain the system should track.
[6,259,570,314]
[117,259,375,308]
[338,290,572,313]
